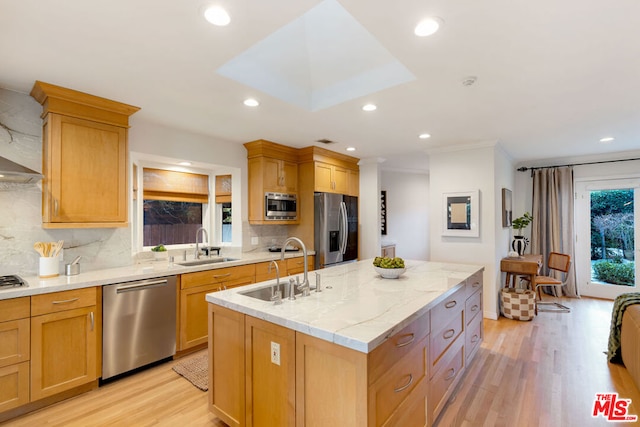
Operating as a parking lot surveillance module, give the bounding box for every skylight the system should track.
[216,0,415,111]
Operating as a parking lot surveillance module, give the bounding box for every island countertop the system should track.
[206,259,484,353]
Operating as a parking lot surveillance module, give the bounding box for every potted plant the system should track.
[151,244,167,260]
[511,212,533,256]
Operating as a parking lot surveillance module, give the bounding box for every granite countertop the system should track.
[206,259,484,353]
[0,250,313,300]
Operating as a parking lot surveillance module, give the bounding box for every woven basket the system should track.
[500,288,536,321]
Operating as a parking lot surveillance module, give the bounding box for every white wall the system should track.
[358,159,383,260]
[381,170,429,260]
[429,144,504,319]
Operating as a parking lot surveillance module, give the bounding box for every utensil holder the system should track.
[65,263,80,276]
[39,256,59,278]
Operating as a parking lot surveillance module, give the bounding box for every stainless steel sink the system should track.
[240,284,301,301]
[177,257,238,267]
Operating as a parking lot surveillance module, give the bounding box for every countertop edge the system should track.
[0,251,314,300]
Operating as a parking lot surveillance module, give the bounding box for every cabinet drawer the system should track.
[368,311,430,384]
[465,271,483,299]
[430,285,465,333]
[429,335,464,420]
[429,310,463,370]
[0,361,30,413]
[466,312,483,362]
[0,318,30,368]
[286,256,315,275]
[31,287,97,316]
[465,290,482,325]
[381,377,428,427]
[0,297,30,323]
[369,336,428,425]
[181,264,256,289]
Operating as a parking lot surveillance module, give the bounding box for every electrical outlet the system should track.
[271,341,280,366]
[251,236,259,245]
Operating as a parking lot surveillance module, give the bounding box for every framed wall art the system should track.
[442,190,479,237]
[502,188,512,227]
[380,190,387,235]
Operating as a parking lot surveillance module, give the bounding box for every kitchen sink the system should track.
[177,257,238,267]
[240,284,301,302]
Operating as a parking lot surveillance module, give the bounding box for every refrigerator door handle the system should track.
[339,201,348,254]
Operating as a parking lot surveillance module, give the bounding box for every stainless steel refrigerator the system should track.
[314,192,358,269]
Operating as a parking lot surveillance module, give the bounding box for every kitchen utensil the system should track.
[71,255,82,264]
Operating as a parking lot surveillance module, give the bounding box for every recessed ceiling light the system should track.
[244,98,259,107]
[204,6,230,26]
[418,133,431,139]
[346,147,356,152]
[599,137,615,143]
[178,161,192,166]
[414,17,443,37]
[362,103,377,112]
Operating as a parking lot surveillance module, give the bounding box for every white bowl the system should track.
[374,266,406,279]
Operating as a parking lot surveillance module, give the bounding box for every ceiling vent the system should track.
[316,139,336,145]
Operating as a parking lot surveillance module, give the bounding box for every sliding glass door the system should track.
[575,178,639,299]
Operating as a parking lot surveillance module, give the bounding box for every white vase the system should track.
[512,236,529,256]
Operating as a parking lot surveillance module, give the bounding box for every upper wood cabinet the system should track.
[30,81,139,228]
[298,146,359,197]
[244,140,299,224]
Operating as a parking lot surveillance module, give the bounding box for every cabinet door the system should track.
[0,361,29,413]
[209,305,245,427]
[262,157,282,191]
[0,318,30,368]
[45,114,127,226]
[332,165,349,194]
[31,306,97,401]
[180,283,220,350]
[280,160,298,193]
[314,162,334,193]
[246,316,296,427]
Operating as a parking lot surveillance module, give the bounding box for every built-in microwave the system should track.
[265,192,297,220]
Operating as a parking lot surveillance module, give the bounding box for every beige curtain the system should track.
[530,167,579,297]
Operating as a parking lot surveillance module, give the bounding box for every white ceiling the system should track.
[1,0,639,171]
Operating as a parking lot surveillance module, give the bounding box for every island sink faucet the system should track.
[269,260,282,305]
[281,237,310,296]
[195,227,209,259]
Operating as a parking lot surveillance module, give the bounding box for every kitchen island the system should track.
[206,259,484,426]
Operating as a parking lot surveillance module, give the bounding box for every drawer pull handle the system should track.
[90,312,94,331]
[445,300,457,309]
[444,368,457,381]
[395,333,415,348]
[472,281,481,288]
[443,329,455,339]
[52,298,79,304]
[471,304,479,312]
[471,334,479,343]
[394,374,414,393]
[213,273,231,279]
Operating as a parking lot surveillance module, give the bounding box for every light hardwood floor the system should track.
[2,297,638,426]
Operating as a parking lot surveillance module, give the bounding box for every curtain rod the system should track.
[517,157,640,174]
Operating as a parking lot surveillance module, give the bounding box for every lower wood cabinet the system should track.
[0,297,30,413]
[179,265,255,352]
[30,288,98,401]
[246,316,296,426]
[209,305,433,427]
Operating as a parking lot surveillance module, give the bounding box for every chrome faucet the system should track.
[281,237,309,296]
[195,227,209,259]
[269,260,282,304]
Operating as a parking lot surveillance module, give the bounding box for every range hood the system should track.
[0,156,43,183]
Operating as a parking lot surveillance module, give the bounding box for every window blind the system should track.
[143,168,209,203]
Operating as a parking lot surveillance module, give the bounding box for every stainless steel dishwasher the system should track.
[102,275,177,380]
